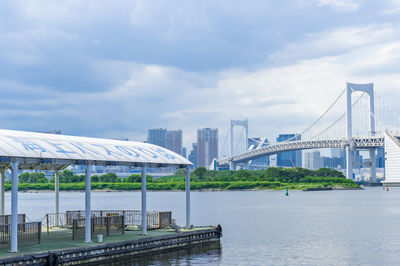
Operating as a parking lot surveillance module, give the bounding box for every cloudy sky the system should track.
[1,0,400,155]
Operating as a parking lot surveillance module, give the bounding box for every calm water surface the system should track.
[5,187,400,265]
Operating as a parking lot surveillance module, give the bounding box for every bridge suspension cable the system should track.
[309,91,366,140]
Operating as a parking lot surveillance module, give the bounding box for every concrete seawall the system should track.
[0,226,222,265]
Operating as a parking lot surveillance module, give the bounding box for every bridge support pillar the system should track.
[229,161,236,171]
[369,148,377,183]
[346,148,353,180]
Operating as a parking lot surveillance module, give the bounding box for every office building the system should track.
[197,128,218,167]
[167,130,183,155]
[303,150,322,170]
[377,147,385,168]
[276,134,302,167]
[147,128,184,156]
[188,143,198,169]
[147,128,167,148]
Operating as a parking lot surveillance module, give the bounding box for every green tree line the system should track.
[11,167,357,191]
[15,167,345,184]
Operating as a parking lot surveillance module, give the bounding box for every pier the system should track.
[0,129,223,264]
[0,226,222,265]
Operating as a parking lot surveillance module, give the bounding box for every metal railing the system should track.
[0,222,41,247]
[65,210,162,229]
[72,216,124,240]
[0,214,26,225]
[45,210,172,235]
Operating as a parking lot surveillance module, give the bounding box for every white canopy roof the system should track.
[0,129,191,169]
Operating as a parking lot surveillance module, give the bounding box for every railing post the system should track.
[91,217,94,237]
[121,215,125,234]
[106,216,110,236]
[46,214,49,237]
[72,219,76,240]
[38,222,42,244]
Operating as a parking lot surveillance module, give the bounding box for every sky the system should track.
[1,0,400,156]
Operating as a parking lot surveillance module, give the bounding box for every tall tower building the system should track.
[197,128,218,167]
[276,134,302,167]
[167,130,183,155]
[188,143,198,169]
[303,150,322,170]
[147,128,167,148]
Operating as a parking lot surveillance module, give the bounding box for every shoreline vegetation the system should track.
[9,167,361,192]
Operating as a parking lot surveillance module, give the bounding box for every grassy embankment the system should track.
[10,167,361,191]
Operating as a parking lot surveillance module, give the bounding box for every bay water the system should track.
[6,187,400,265]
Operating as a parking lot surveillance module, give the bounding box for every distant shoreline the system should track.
[17,186,364,193]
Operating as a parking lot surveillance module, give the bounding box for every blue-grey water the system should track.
[5,187,400,265]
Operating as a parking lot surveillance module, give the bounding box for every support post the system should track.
[0,169,5,216]
[55,170,60,226]
[369,87,376,183]
[10,160,20,252]
[186,165,191,229]
[141,165,147,235]
[346,148,353,180]
[85,163,92,243]
[229,161,236,171]
[346,84,353,180]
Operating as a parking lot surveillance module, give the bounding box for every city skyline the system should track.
[1,2,400,151]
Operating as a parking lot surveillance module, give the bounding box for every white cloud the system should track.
[1,1,400,156]
[270,25,395,62]
[316,0,359,11]
[381,0,400,14]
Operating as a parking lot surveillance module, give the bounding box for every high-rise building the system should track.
[248,137,269,169]
[377,147,385,168]
[182,147,187,158]
[147,128,184,155]
[188,143,198,169]
[327,148,346,169]
[303,150,322,170]
[197,128,218,167]
[276,134,302,167]
[147,128,167,148]
[167,130,183,155]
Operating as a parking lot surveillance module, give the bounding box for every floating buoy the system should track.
[387,187,389,191]
[285,187,289,196]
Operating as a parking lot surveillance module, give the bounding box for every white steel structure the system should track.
[346,83,376,181]
[229,119,248,170]
[383,132,400,186]
[0,129,191,252]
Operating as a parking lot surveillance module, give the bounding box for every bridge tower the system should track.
[229,119,248,170]
[346,83,376,182]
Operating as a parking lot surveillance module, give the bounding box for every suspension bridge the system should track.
[217,83,400,183]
